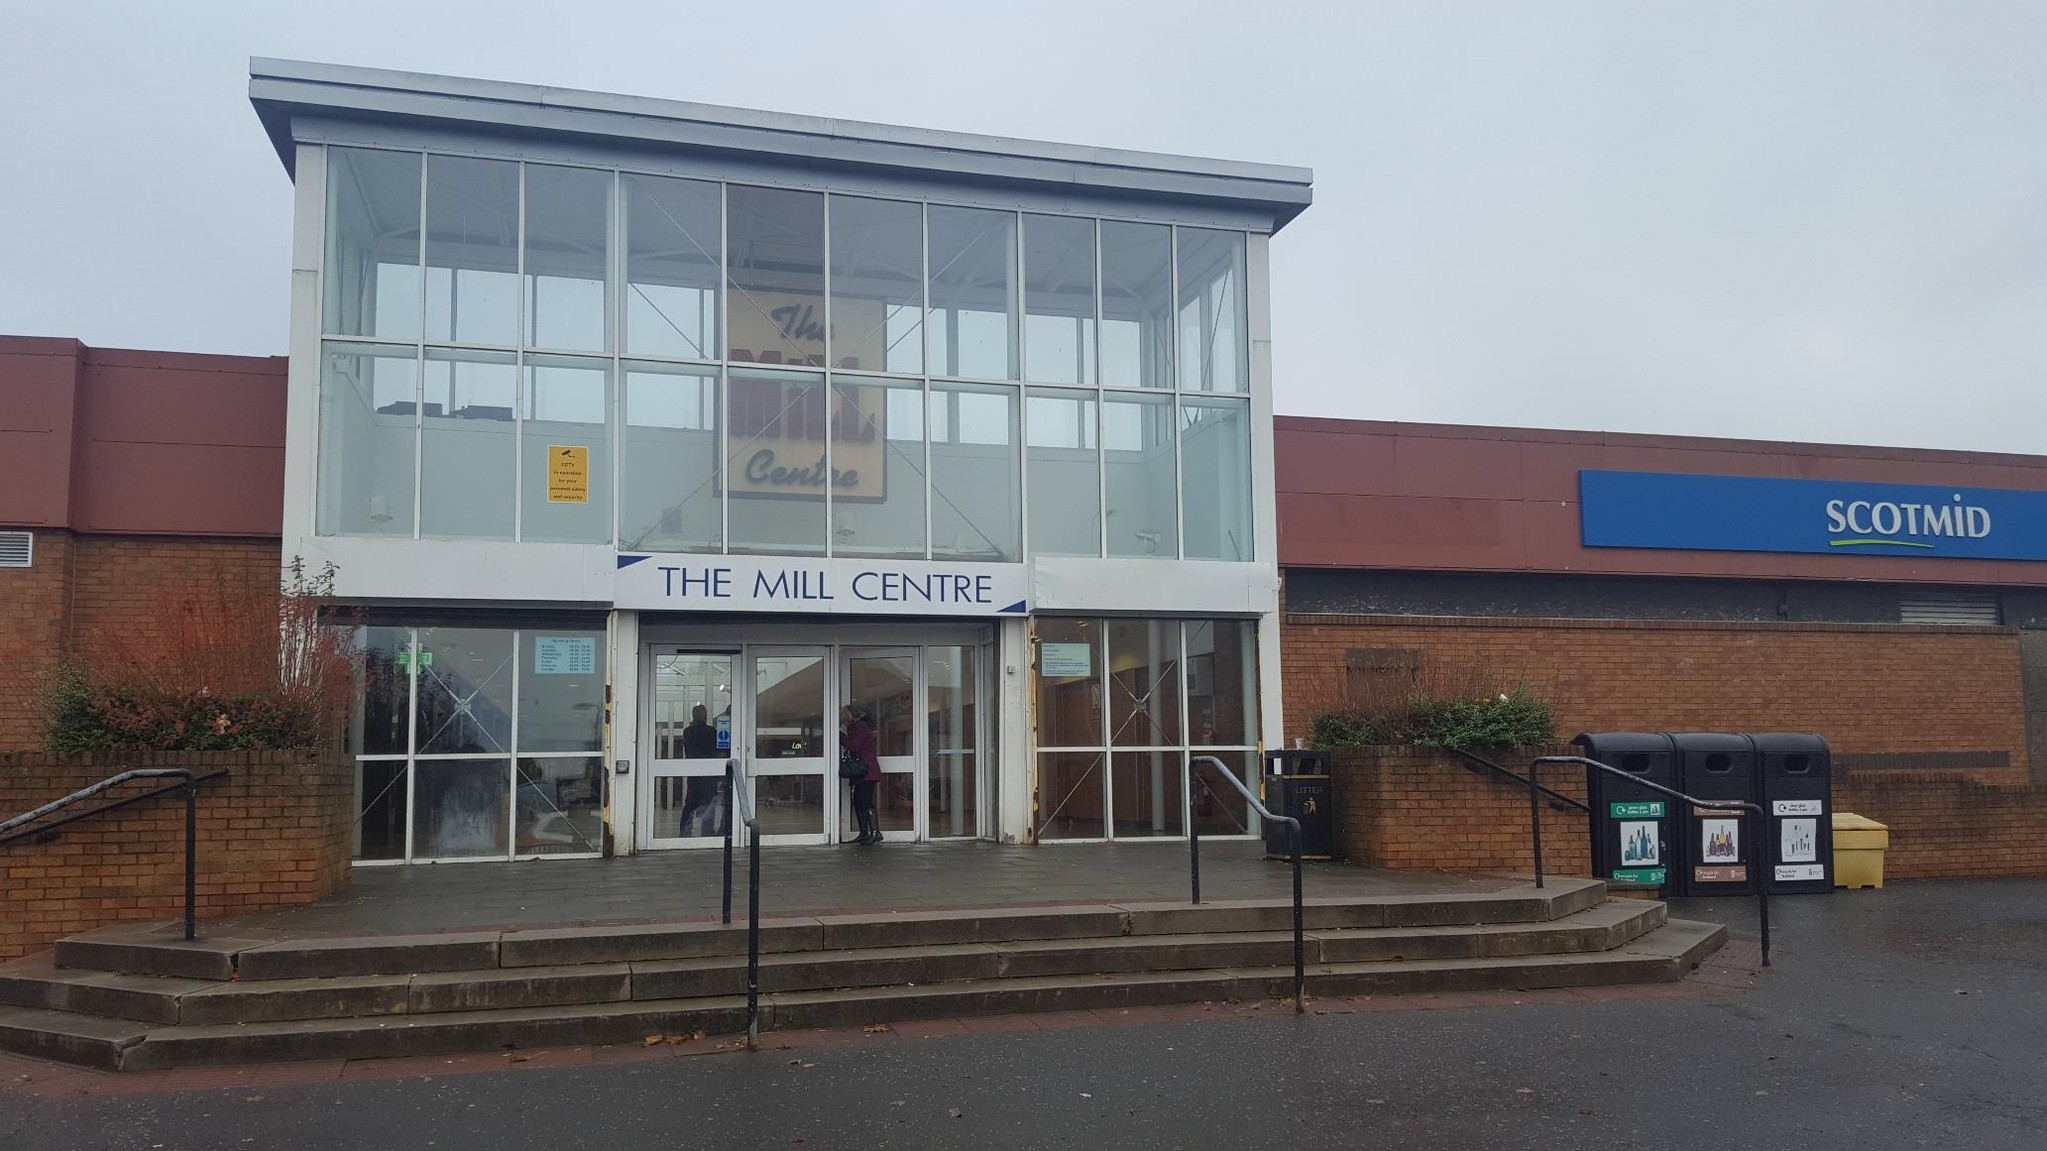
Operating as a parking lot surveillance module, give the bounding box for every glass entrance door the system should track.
[842,648,917,842]
[751,647,831,845]
[644,650,736,848]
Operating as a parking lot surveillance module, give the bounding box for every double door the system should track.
[643,642,983,847]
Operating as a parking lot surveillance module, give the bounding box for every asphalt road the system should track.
[4,879,2043,1150]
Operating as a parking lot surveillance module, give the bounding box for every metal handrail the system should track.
[720,757,762,1049]
[1531,755,1771,968]
[1186,755,1304,1015]
[1449,748,1589,814]
[0,768,223,942]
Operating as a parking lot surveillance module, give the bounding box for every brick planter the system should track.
[0,749,352,960]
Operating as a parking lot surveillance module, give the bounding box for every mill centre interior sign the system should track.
[1579,470,2047,561]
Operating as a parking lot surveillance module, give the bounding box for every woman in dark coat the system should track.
[841,705,884,845]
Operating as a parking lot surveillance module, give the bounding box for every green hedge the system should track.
[1309,686,1555,752]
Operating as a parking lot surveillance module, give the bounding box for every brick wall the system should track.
[0,750,353,960]
[1284,614,2030,783]
[1325,747,1590,876]
[1834,773,2047,879]
[0,529,281,750]
[0,531,73,750]
[1322,747,2047,883]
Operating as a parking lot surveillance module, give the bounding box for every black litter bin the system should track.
[1575,732,1678,896]
[1671,732,1760,897]
[1263,750,1334,860]
[1753,733,1834,895]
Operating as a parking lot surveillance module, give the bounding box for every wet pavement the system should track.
[4,877,2041,1149]
[191,840,1505,937]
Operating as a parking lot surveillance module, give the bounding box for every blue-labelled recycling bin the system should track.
[1262,750,1334,860]
[1671,732,1760,897]
[1575,732,1678,896]
[1753,733,1833,895]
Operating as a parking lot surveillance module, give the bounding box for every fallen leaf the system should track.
[643,1035,664,1047]
[1515,1088,1534,1095]
[862,1023,893,1034]
[948,1108,963,1119]
[243,1096,264,1103]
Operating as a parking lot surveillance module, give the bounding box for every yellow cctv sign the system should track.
[547,445,589,504]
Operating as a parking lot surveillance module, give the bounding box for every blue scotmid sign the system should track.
[1579,470,2047,561]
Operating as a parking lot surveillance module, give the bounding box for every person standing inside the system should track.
[841,704,884,845]
[677,704,723,837]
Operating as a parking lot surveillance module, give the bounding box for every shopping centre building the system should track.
[5,60,2045,874]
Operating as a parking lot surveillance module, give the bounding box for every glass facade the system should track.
[318,146,1255,560]
[351,623,607,862]
[1033,617,1259,841]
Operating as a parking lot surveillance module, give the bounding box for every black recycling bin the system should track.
[1671,732,1760,897]
[1753,733,1834,895]
[1263,751,1334,860]
[1575,732,1678,896]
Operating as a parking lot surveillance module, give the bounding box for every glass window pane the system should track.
[728,186,825,367]
[413,758,509,859]
[1176,228,1248,392]
[522,358,612,544]
[1111,751,1185,838]
[927,646,977,839]
[1034,618,1102,747]
[1100,221,1173,388]
[831,376,925,558]
[624,174,721,359]
[755,775,825,836]
[1186,619,1258,748]
[931,383,1019,562]
[317,344,417,537]
[620,365,721,551]
[1023,215,1095,385]
[324,148,420,340]
[1036,752,1105,840]
[518,630,607,751]
[1104,393,1178,557]
[425,155,520,346]
[414,627,517,755]
[754,652,825,760]
[928,206,1017,380]
[351,626,412,755]
[1025,388,1099,557]
[355,760,408,861]
[1180,397,1252,560]
[1191,751,1255,837]
[524,164,612,352]
[727,368,828,554]
[420,350,517,539]
[829,196,922,373]
[1107,618,1183,748]
[516,756,604,855]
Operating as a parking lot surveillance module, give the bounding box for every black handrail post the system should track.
[747,829,760,1049]
[722,759,735,926]
[1528,757,1545,890]
[1187,759,1202,905]
[1290,817,1304,1014]
[183,778,197,942]
[1753,806,1771,967]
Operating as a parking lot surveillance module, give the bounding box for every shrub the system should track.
[41,558,359,753]
[1306,658,1556,752]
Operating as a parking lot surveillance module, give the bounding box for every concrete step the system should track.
[5,904,1662,1029]
[0,913,1726,1070]
[0,1005,151,1072]
[46,882,1608,982]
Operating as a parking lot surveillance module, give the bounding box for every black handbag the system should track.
[838,748,868,779]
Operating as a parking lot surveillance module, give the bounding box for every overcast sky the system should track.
[4,1,2043,453]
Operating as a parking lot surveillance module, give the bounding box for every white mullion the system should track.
[514,162,529,543]
[403,627,420,862]
[921,201,934,560]
[507,629,522,861]
[412,152,429,540]
[1093,221,1108,558]
[718,182,731,555]
[1169,226,1185,560]
[823,191,834,558]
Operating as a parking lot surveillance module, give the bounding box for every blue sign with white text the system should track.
[1579,470,2047,561]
